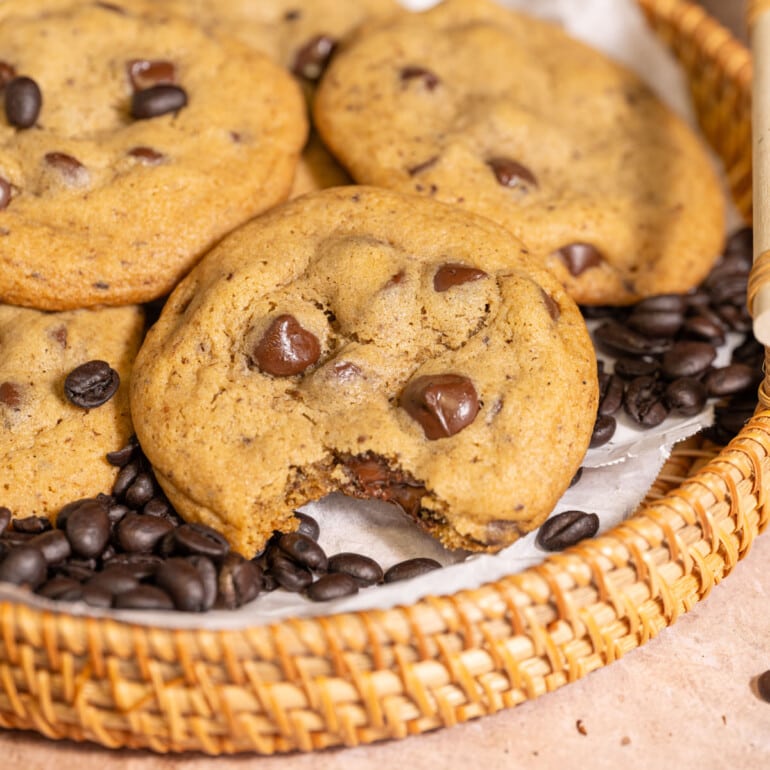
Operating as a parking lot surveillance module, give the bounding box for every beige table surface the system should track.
[3,1,767,768]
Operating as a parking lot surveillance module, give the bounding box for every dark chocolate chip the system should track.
[252,314,321,376]
[433,263,487,292]
[131,85,188,120]
[127,146,165,164]
[292,35,336,80]
[758,670,770,703]
[4,76,42,128]
[126,59,177,90]
[383,557,442,583]
[0,381,23,409]
[540,290,561,321]
[64,360,120,408]
[0,61,17,87]
[327,552,383,586]
[536,510,599,551]
[305,573,359,601]
[487,157,537,189]
[400,374,479,440]
[44,151,87,181]
[556,243,602,276]
[400,65,441,90]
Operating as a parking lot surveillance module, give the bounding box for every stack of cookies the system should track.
[0,0,727,606]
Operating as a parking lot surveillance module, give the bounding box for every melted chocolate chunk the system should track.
[342,452,426,517]
[128,146,165,164]
[0,61,16,88]
[433,263,487,292]
[292,35,336,80]
[556,243,603,276]
[0,381,23,409]
[127,59,177,91]
[487,157,537,189]
[252,314,320,376]
[540,289,561,321]
[400,66,441,91]
[45,152,87,181]
[0,176,11,210]
[407,156,439,176]
[400,374,479,440]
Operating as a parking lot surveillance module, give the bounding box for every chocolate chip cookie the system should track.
[0,0,306,309]
[313,0,726,305]
[131,186,598,556]
[290,131,351,199]
[0,303,144,518]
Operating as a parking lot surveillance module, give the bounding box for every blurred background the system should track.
[699,0,746,40]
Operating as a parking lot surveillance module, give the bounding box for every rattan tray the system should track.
[0,0,767,755]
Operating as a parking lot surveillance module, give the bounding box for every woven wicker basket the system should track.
[0,0,766,755]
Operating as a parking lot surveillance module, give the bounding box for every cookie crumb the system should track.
[620,736,631,746]
[576,719,587,736]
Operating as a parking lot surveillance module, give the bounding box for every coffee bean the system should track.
[400,65,441,90]
[65,499,110,558]
[217,553,262,609]
[663,378,707,416]
[131,85,188,120]
[732,335,764,367]
[292,35,336,80]
[112,459,140,497]
[383,557,442,583]
[64,360,120,408]
[661,341,716,379]
[328,552,383,586]
[114,585,174,610]
[569,467,584,487]
[126,59,176,91]
[681,315,726,345]
[252,314,321,376]
[12,515,51,534]
[37,576,83,601]
[556,243,602,276]
[124,472,156,507]
[155,558,206,612]
[0,507,10,535]
[106,502,131,526]
[594,321,671,356]
[171,522,230,559]
[278,532,328,571]
[306,573,359,601]
[29,530,71,564]
[487,157,537,189]
[102,552,162,580]
[589,414,616,447]
[268,554,313,592]
[626,309,682,338]
[598,374,624,416]
[624,376,669,427]
[294,512,320,541]
[633,294,688,314]
[4,76,41,128]
[715,303,751,333]
[142,497,171,518]
[0,176,11,210]
[433,263,488,292]
[758,670,770,703]
[186,555,218,610]
[613,357,660,380]
[86,566,138,595]
[53,561,95,582]
[536,510,600,551]
[116,513,175,553]
[81,584,113,608]
[0,546,47,587]
[400,374,479,439]
[703,364,759,397]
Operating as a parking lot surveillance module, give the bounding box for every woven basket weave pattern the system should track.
[0,0,765,755]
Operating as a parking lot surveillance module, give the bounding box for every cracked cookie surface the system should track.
[314,0,726,305]
[131,186,598,556]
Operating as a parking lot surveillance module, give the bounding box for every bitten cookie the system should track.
[0,304,144,518]
[314,0,726,305]
[0,1,306,310]
[131,186,598,556]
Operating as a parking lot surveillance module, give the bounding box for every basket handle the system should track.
[748,0,770,343]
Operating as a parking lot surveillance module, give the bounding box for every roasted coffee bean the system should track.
[155,558,206,612]
[116,513,175,553]
[556,243,602,276]
[292,34,336,80]
[661,341,716,379]
[37,576,83,601]
[626,306,683,337]
[278,532,328,571]
[613,357,660,380]
[0,176,11,210]
[536,510,600,551]
[12,515,51,534]
[65,499,110,558]
[29,530,71,564]
[4,76,41,128]
[306,573,359,602]
[433,264,488,292]
[81,584,113,608]
[383,557,442,583]
[143,497,171,518]
[400,374,479,439]
[570,467,584,487]
[715,303,752,333]
[487,157,537,189]
[624,376,668,427]
[131,84,188,120]
[327,552,383,586]
[86,566,138,595]
[758,670,770,703]
[593,321,671,356]
[186,555,218,610]
[663,378,707,417]
[102,552,162,579]
[171,522,230,559]
[114,585,174,610]
[706,272,749,306]
[252,314,321,376]
[106,439,137,467]
[217,553,262,609]
[598,375,624,416]
[64,360,120,408]
[53,561,95,582]
[261,571,279,592]
[589,414,616,447]
[633,294,688,314]
[112,459,140,497]
[703,364,759,397]
[124,471,156,508]
[722,226,752,260]
[0,507,10,535]
[0,546,47,587]
[681,315,726,345]
[732,335,764,367]
[400,65,441,90]
[294,512,320,541]
[106,502,131,525]
[268,554,313,592]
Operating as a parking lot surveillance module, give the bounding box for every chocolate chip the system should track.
[536,510,599,551]
[0,61,17,88]
[4,76,42,128]
[556,243,603,276]
[252,314,321,376]
[758,670,770,703]
[278,532,328,571]
[65,498,110,558]
[400,374,479,440]
[126,59,176,91]
[0,176,11,210]
[0,546,47,587]
[541,289,561,321]
[383,557,441,583]
[114,585,174,610]
[663,378,707,416]
[131,85,188,120]
[407,156,439,176]
[44,152,87,182]
[292,35,336,80]
[127,146,165,164]
[64,360,120,408]
[306,573,359,601]
[0,381,23,409]
[433,263,487,292]
[487,157,537,189]
[327,552,383,586]
[217,553,262,609]
[400,66,441,91]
